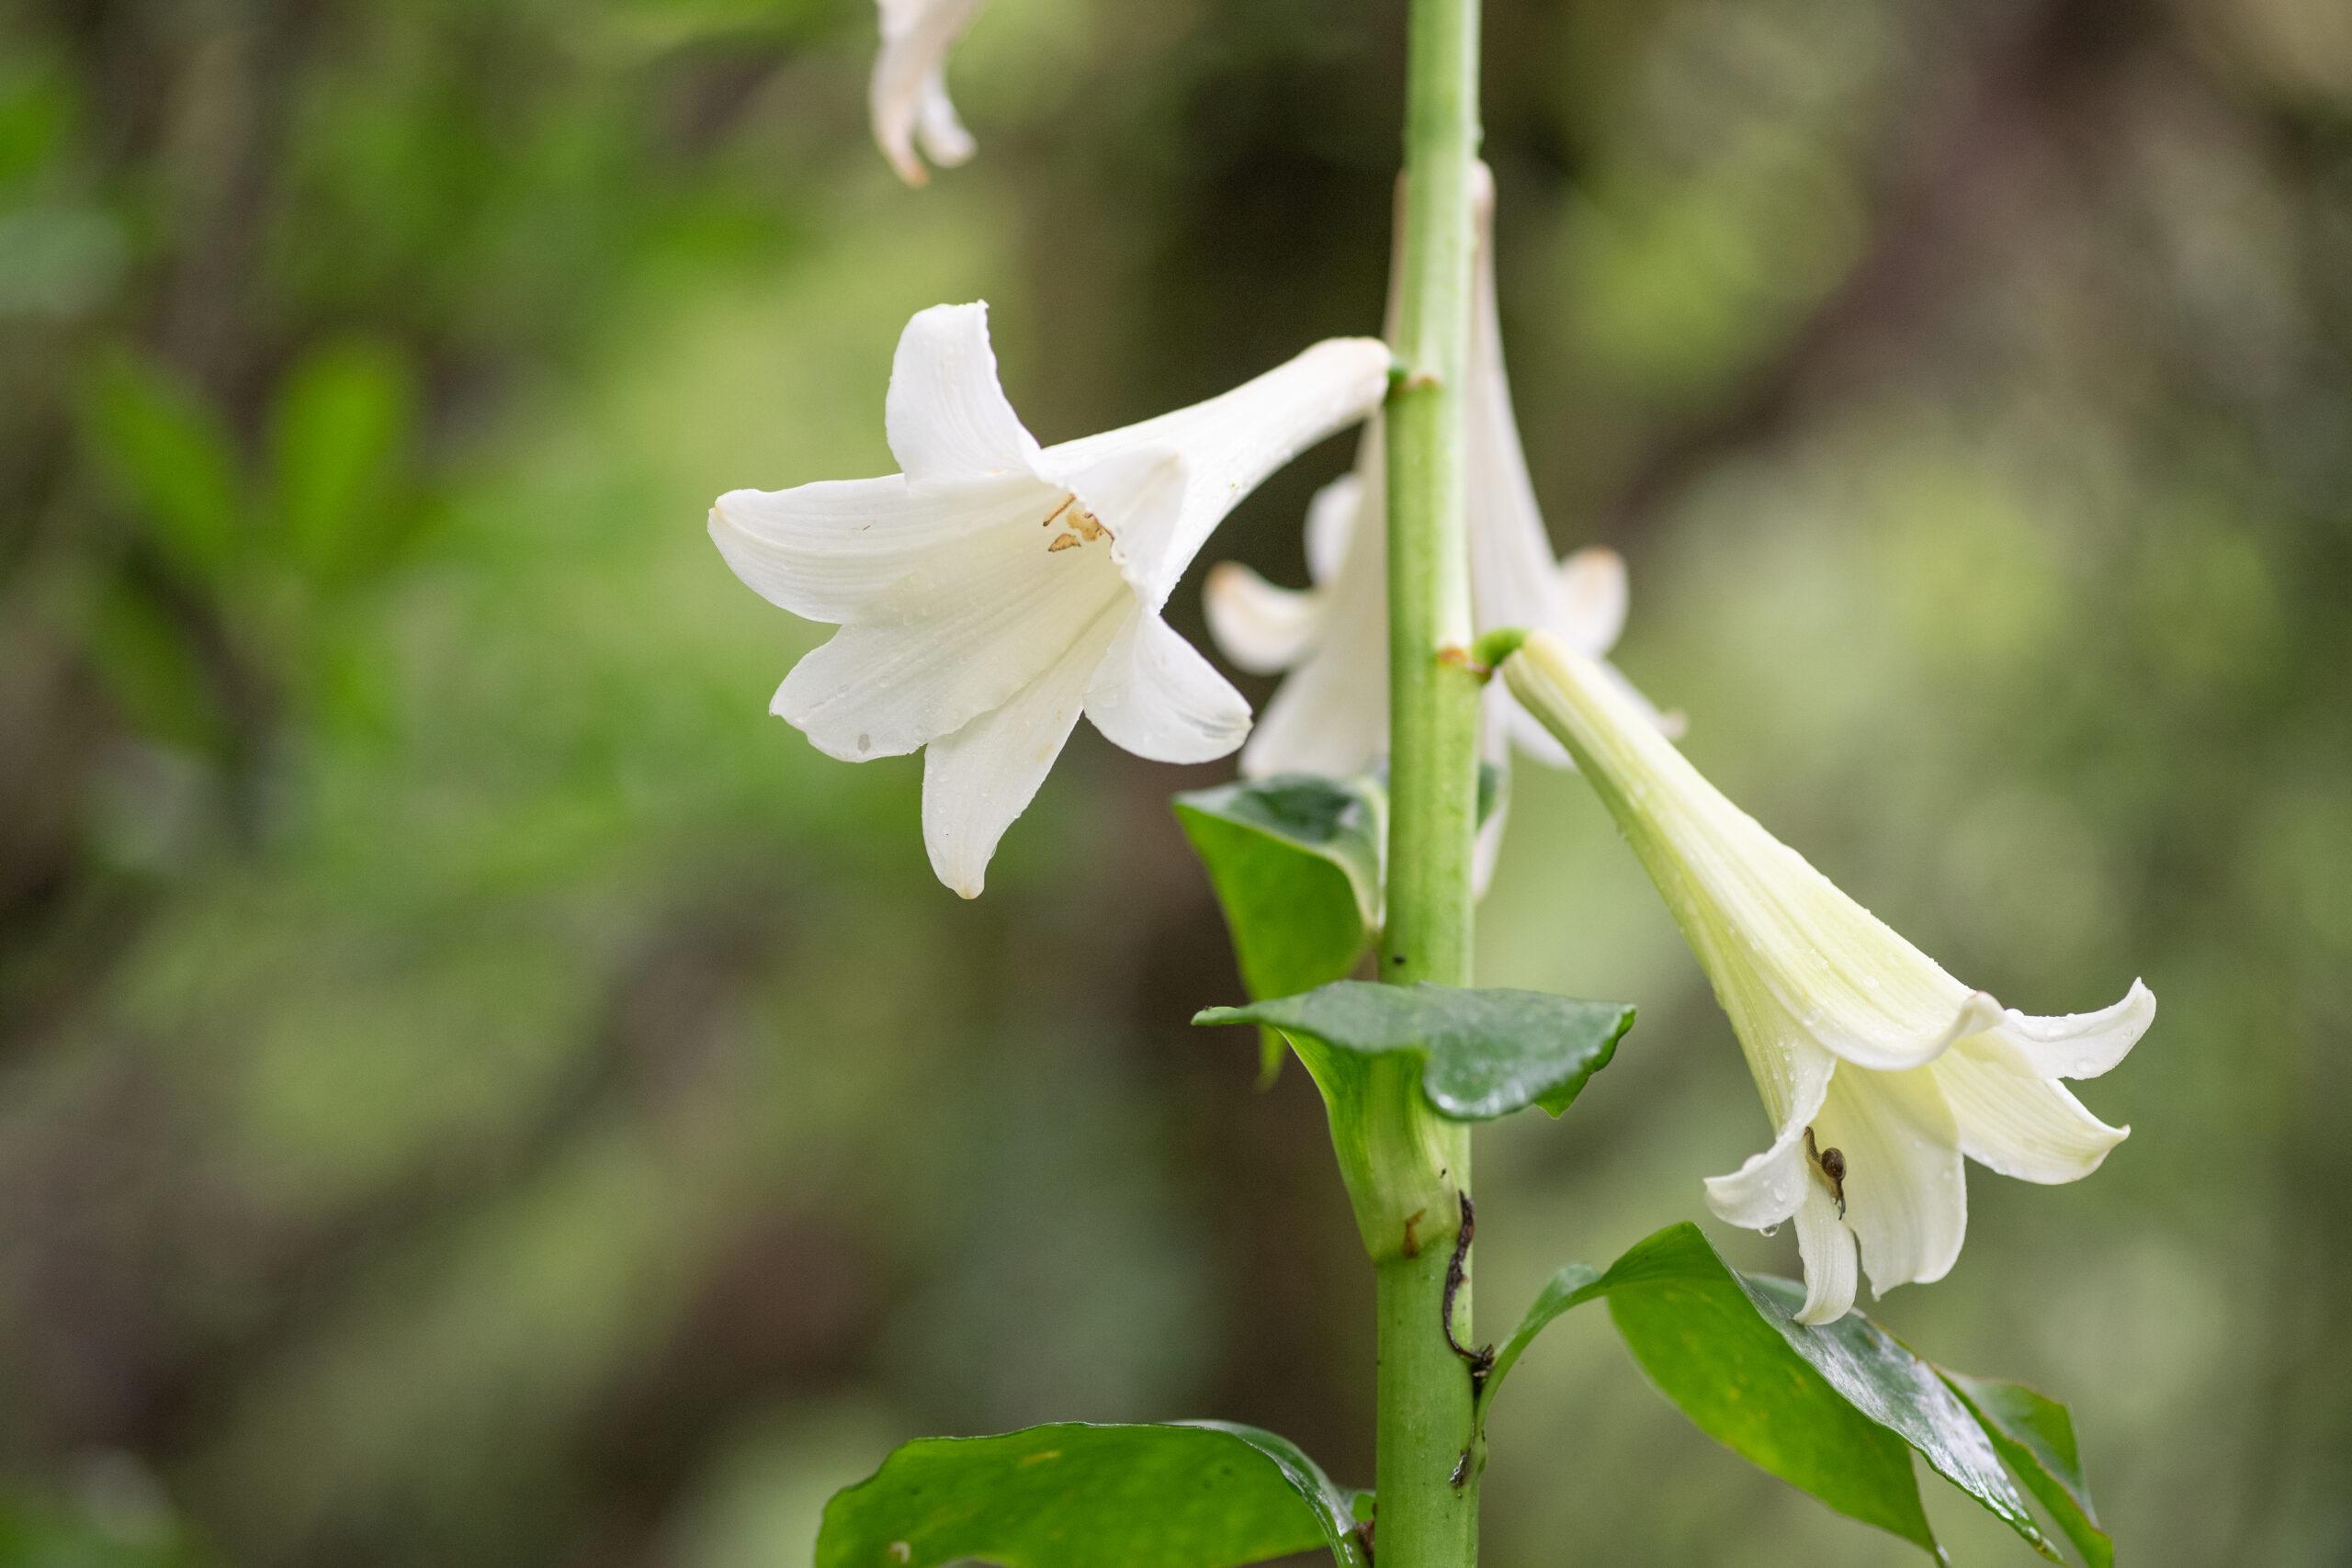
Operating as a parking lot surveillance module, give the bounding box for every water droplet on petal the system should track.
[1759,1224,1781,1237]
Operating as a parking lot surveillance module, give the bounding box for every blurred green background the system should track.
[3,0,2348,1562]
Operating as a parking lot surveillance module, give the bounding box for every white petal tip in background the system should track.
[871,0,989,186]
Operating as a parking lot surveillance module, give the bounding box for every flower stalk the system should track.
[1377,0,1486,1562]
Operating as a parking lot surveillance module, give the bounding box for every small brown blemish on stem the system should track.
[1437,645,1491,680]
[1401,1208,1427,1258]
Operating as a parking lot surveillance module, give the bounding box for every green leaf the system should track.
[1194,980,1634,1122]
[814,1421,1368,1568]
[76,350,245,581]
[1598,1229,1943,1555]
[1600,1224,2052,1561]
[269,336,419,583]
[1176,775,1382,969]
[1946,1374,2111,1568]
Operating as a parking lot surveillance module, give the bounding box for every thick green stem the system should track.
[1377,0,1484,1562]
[1376,1234,1480,1566]
[1384,0,1483,989]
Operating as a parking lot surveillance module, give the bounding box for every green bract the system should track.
[1196,981,1634,1258]
[1197,981,1634,1121]
[814,1421,1369,1568]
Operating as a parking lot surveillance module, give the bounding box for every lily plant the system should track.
[712,6,2154,1567]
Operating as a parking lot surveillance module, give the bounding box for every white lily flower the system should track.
[712,302,1390,898]
[1502,631,2154,1325]
[1204,163,1670,784]
[871,0,986,186]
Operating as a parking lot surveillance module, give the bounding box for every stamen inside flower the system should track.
[1041,493,1113,554]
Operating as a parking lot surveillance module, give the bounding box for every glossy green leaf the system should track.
[1175,773,1382,971]
[1593,1224,2053,1560]
[814,1421,1368,1568]
[1599,1229,1943,1555]
[1947,1374,2112,1568]
[1175,774,1385,1079]
[1194,981,1633,1122]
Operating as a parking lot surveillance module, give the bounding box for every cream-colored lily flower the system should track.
[712,302,1389,897]
[1502,631,2154,1325]
[1204,164,1669,784]
[871,0,986,186]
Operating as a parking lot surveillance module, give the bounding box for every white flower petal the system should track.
[1504,634,1996,1075]
[1792,1183,1860,1325]
[922,609,1124,898]
[710,472,1049,624]
[1968,979,2156,1081]
[1704,1116,1816,1231]
[1085,615,1251,764]
[913,68,975,170]
[1305,472,1363,587]
[1055,445,1190,606]
[871,0,987,186]
[886,302,1043,484]
[1239,644,1388,779]
[1460,162,1568,658]
[774,521,1123,760]
[1815,1067,1966,1296]
[1932,1042,2129,1183]
[1051,337,1390,610]
[1235,431,1390,779]
[1556,547,1628,656]
[1204,562,1322,675]
[1805,987,2007,1077]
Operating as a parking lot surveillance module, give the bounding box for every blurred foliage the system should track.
[0,0,2347,1565]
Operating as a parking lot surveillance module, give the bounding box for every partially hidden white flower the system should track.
[712,302,1390,898]
[1204,163,1672,787]
[1502,631,2154,1325]
[871,0,987,186]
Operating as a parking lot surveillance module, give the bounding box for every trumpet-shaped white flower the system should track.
[1204,164,1669,784]
[871,0,987,186]
[712,302,1389,898]
[1503,631,2154,1325]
